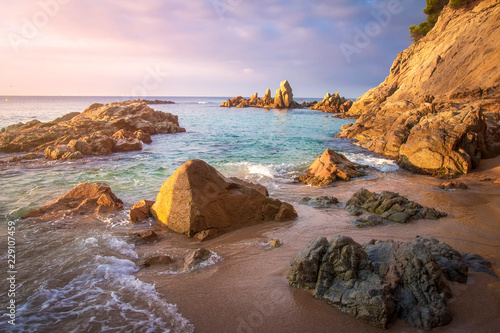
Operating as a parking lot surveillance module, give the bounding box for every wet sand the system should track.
[136,158,500,332]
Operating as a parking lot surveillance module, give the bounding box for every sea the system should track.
[0,96,402,332]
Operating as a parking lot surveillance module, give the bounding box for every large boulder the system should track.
[22,182,123,220]
[288,235,484,330]
[150,159,297,238]
[297,148,365,186]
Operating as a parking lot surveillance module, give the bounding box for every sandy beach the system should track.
[134,157,500,332]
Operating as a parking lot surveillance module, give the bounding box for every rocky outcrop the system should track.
[220,80,300,109]
[22,182,123,220]
[345,188,447,223]
[288,235,492,330]
[150,159,297,239]
[337,1,500,178]
[0,100,185,161]
[310,92,353,113]
[297,149,365,186]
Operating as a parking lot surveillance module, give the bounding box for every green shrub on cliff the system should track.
[409,0,471,42]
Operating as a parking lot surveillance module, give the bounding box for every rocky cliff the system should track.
[338,0,500,177]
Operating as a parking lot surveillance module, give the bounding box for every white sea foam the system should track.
[13,253,194,333]
[344,153,399,172]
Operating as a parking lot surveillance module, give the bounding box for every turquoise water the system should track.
[0,96,399,332]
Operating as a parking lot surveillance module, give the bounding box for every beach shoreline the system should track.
[134,156,500,332]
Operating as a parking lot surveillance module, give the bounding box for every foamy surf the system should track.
[3,232,194,333]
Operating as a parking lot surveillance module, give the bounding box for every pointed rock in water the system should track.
[22,182,123,220]
[297,148,365,186]
[150,159,297,238]
[345,188,447,224]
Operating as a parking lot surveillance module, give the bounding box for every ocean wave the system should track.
[12,251,194,333]
[344,153,399,172]
[220,161,309,183]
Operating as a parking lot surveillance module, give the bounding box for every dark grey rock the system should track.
[314,236,395,329]
[415,237,468,283]
[353,215,388,228]
[462,253,498,278]
[300,196,339,208]
[288,235,485,331]
[140,255,175,267]
[364,239,452,331]
[287,237,329,289]
[345,188,447,223]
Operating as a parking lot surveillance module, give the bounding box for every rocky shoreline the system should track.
[337,0,500,178]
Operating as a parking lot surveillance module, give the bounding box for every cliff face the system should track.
[338,0,500,177]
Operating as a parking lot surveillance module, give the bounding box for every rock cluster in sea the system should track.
[288,235,496,330]
[336,0,500,178]
[221,80,301,109]
[0,100,185,161]
[309,92,353,113]
[297,148,365,186]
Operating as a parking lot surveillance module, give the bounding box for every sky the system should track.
[0,0,426,98]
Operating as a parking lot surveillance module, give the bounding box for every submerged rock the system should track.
[183,248,213,270]
[0,100,185,161]
[299,196,339,208]
[141,255,175,267]
[345,188,447,224]
[288,235,491,330]
[151,159,297,238]
[438,181,469,190]
[128,229,162,244]
[22,182,123,220]
[268,239,283,248]
[297,149,365,186]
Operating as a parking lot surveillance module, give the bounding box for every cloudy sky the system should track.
[0,0,426,98]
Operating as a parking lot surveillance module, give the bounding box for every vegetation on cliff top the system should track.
[409,0,472,42]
